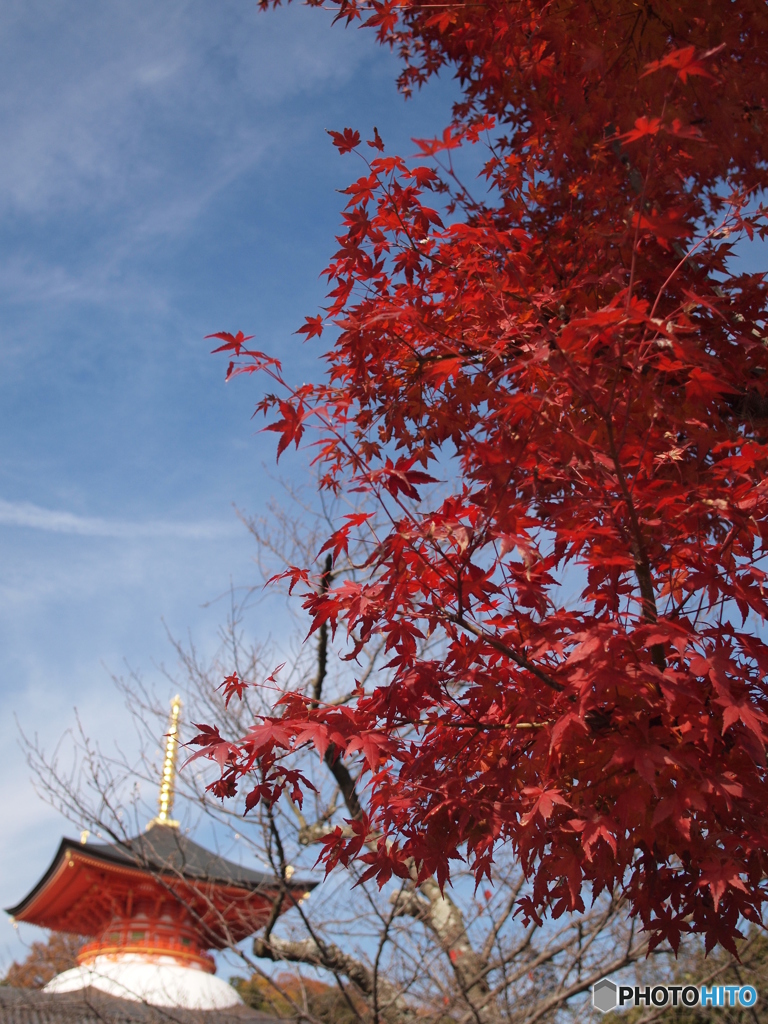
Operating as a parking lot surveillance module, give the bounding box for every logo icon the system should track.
[593,979,618,1013]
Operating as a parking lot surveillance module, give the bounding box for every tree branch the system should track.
[252,935,414,1023]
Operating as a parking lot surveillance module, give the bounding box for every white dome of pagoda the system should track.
[45,953,243,1009]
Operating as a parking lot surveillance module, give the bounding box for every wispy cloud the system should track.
[0,0,368,220]
[0,499,236,540]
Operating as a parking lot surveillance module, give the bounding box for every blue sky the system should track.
[0,0,460,970]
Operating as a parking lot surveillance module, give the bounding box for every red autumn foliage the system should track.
[199,0,768,955]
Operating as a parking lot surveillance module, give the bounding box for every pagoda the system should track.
[6,697,313,1011]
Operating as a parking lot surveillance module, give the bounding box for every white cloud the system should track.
[0,498,236,539]
[0,0,372,220]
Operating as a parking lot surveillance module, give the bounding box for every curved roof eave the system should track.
[5,828,317,920]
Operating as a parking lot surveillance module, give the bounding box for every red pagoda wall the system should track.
[78,895,214,972]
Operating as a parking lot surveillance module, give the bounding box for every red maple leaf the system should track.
[327,127,361,154]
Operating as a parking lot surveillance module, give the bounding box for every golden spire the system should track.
[150,695,182,829]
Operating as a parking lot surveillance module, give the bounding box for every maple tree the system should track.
[200,0,768,956]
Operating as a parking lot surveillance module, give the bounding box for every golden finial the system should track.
[149,695,182,829]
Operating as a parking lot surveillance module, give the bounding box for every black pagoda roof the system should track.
[6,823,315,919]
